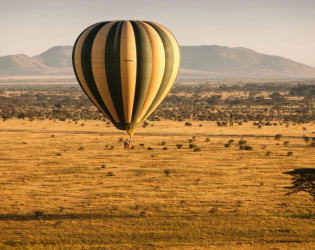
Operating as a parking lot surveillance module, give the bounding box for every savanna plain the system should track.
[0,81,314,249]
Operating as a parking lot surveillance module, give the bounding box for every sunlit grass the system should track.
[0,119,314,249]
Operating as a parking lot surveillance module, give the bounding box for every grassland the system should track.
[0,119,314,249]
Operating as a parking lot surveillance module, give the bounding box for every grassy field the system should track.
[0,119,314,249]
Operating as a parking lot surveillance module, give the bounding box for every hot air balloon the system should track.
[72,20,180,137]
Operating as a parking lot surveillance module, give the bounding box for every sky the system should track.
[1,0,315,66]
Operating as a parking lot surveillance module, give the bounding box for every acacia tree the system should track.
[283,168,315,202]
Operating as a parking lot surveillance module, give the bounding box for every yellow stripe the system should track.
[135,21,165,122]
[91,21,120,123]
[142,22,180,121]
[73,23,111,121]
[120,21,137,123]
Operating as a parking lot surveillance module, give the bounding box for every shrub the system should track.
[303,136,310,143]
[56,153,62,156]
[275,134,282,140]
[34,211,44,217]
[224,144,230,148]
[139,144,145,147]
[284,141,289,146]
[194,147,201,152]
[185,122,192,126]
[189,144,197,149]
[131,145,135,149]
[107,172,114,176]
[160,141,166,146]
[163,147,168,150]
[238,139,247,145]
[265,151,271,156]
[287,151,293,156]
[147,147,153,150]
[176,144,183,149]
[205,138,210,142]
[240,145,252,150]
[78,146,84,150]
[164,170,170,176]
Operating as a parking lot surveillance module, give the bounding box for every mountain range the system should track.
[1,45,315,78]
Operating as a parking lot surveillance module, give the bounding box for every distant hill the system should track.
[1,45,315,78]
[180,46,315,78]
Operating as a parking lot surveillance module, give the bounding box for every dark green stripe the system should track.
[130,21,152,123]
[142,21,175,120]
[105,21,125,124]
[74,22,116,124]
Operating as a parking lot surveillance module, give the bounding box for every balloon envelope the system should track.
[72,20,180,136]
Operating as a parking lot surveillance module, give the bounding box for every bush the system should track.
[176,144,183,149]
[275,134,282,140]
[238,139,247,145]
[194,147,201,152]
[287,151,293,156]
[139,144,145,147]
[131,145,135,149]
[78,146,84,150]
[107,172,114,176]
[189,144,197,149]
[240,145,253,150]
[265,151,271,156]
[163,147,168,150]
[205,138,210,142]
[147,147,153,150]
[224,144,230,148]
[185,122,192,126]
[303,136,310,143]
[284,141,289,146]
[34,211,44,217]
[164,170,170,176]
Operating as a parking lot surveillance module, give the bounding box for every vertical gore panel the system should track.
[91,21,120,123]
[73,22,114,122]
[135,21,165,122]
[120,21,137,123]
[105,21,125,124]
[142,22,180,121]
[80,22,116,123]
[130,21,152,123]
[142,21,174,119]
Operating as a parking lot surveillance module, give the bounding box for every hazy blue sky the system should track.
[1,0,314,66]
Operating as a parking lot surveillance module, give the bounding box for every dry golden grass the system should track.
[0,119,314,249]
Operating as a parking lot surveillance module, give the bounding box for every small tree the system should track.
[283,168,315,202]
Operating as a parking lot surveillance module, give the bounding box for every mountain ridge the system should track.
[1,45,315,78]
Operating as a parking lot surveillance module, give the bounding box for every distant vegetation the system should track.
[0,81,314,124]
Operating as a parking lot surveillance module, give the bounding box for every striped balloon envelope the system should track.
[73,20,180,136]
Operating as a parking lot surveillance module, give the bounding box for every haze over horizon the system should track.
[1,0,314,66]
